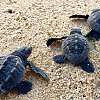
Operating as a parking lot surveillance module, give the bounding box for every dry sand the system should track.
[0,0,100,100]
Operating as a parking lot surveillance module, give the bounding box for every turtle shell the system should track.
[87,10,100,33]
[0,55,25,93]
[62,34,90,64]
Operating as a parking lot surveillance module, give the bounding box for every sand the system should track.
[0,0,100,100]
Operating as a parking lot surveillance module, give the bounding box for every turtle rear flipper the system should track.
[13,81,32,94]
[85,30,100,40]
[47,36,67,47]
[53,55,65,64]
[81,58,94,73]
[27,61,49,81]
[69,15,89,19]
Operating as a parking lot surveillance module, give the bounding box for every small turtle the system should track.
[47,28,95,73]
[69,8,100,40]
[0,46,49,94]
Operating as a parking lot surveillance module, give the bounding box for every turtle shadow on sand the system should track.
[70,18,90,34]
[50,41,62,51]
[0,91,18,100]
[71,18,88,26]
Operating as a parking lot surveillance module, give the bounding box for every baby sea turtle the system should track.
[0,46,49,94]
[47,28,95,73]
[69,8,100,40]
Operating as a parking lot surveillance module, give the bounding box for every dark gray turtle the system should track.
[69,8,100,40]
[0,46,49,94]
[47,28,95,73]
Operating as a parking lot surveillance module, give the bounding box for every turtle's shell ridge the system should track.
[62,34,90,64]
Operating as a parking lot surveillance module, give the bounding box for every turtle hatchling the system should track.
[47,28,95,73]
[69,8,100,40]
[0,46,49,94]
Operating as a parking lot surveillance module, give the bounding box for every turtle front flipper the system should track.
[53,55,65,64]
[27,61,49,81]
[47,36,67,47]
[13,81,32,94]
[81,57,94,73]
[85,30,100,41]
[69,15,89,19]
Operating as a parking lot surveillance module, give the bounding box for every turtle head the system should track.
[92,8,100,14]
[70,28,82,35]
[11,46,32,60]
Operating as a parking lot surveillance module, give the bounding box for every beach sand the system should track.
[0,0,100,100]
